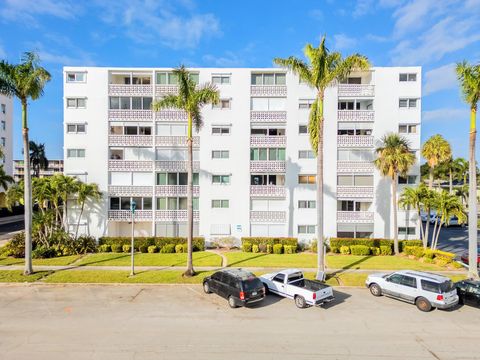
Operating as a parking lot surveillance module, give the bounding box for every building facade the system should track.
[13,159,64,182]
[63,66,421,242]
[0,94,13,178]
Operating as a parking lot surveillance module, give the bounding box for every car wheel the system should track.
[416,297,432,312]
[203,282,211,294]
[228,296,238,308]
[295,295,307,309]
[263,284,269,295]
[369,283,382,297]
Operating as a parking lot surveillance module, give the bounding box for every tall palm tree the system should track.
[75,182,102,239]
[0,52,51,275]
[0,165,14,190]
[273,36,370,273]
[374,133,416,254]
[399,185,427,245]
[152,66,219,277]
[421,135,452,189]
[29,141,49,178]
[457,60,480,279]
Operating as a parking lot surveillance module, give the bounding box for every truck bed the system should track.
[289,278,330,292]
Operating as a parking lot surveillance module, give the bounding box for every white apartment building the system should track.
[13,159,64,182]
[63,66,421,243]
[0,94,13,177]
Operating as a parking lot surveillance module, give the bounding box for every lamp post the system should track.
[130,200,136,276]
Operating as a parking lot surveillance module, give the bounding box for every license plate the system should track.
[252,291,257,296]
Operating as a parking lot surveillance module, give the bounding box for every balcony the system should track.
[337,211,374,223]
[155,110,188,121]
[250,211,286,223]
[108,186,153,197]
[155,160,200,172]
[155,185,199,197]
[250,136,286,147]
[338,84,375,97]
[337,186,374,199]
[250,185,286,198]
[155,210,199,221]
[250,111,287,123]
[155,85,179,97]
[108,210,153,222]
[250,85,287,97]
[155,136,200,147]
[108,84,153,96]
[250,161,286,173]
[337,161,374,173]
[108,160,153,172]
[337,110,374,122]
[108,109,153,121]
[337,135,374,148]
[108,135,153,147]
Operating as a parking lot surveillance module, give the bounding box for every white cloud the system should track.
[27,41,96,66]
[423,63,457,95]
[0,0,80,25]
[353,0,374,17]
[365,34,389,43]
[423,108,469,122]
[333,34,356,50]
[392,0,438,37]
[202,43,255,67]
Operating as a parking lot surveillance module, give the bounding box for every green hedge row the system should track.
[241,237,298,247]
[329,238,422,252]
[242,243,298,254]
[98,237,205,252]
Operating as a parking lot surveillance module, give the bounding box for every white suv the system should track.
[366,270,459,312]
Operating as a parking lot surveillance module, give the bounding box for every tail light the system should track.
[437,295,444,301]
[239,291,245,300]
[313,293,316,300]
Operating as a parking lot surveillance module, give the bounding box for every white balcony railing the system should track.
[337,211,374,223]
[337,186,374,199]
[155,136,199,147]
[155,110,188,121]
[108,110,153,121]
[250,185,286,198]
[250,111,287,122]
[338,84,375,97]
[250,211,286,223]
[337,110,374,122]
[108,210,153,222]
[250,85,287,97]
[108,84,153,96]
[155,185,199,196]
[108,185,153,197]
[155,160,200,172]
[250,136,286,147]
[337,161,374,173]
[155,210,199,221]
[108,135,153,147]
[337,135,374,148]
[108,160,153,172]
[155,85,179,96]
[250,160,286,173]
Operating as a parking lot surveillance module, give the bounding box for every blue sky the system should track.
[1,0,479,160]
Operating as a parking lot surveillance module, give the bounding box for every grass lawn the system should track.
[0,271,50,282]
[75,251,222,267]
[0,255,82,266]
[226,252,317,268]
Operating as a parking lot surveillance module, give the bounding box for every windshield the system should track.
[242,278,262,291]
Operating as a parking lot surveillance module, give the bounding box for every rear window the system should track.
[421,279,454,293]
[439,280,455,293]
[241,278,262,291]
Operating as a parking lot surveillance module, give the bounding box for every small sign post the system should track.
[130,200,136,276]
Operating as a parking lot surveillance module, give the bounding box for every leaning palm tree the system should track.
[0,52,51,275]
[29,141,49,178]
[0,165,14,190]
[456,60,480,279]
[152,66,219,277]
[399,185,427,245]
[75,182,102,239]
[274,36,369,274]
[374,134,416,254]
[421,134,452,189]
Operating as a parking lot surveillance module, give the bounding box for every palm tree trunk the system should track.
[316,91,325,274]
[392,173,399,254]
[424,205,430,248]
[449,169,453,194]
[22,100,33,275]
[75,201,85,239]
[468,107,479,279]
[433,220,443,250]
[184,113,195,277]
[431,212,439,250]
[417,208,425,244]
[429,166,434,189]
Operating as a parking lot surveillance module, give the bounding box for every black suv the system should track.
[455,280,480,308]
[203,269,265,308]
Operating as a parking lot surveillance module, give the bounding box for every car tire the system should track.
[263,284,269,295]
[294,295,307,309]
[369,283,382,297]
[228,296,238,308]
[203,282,211,294]
[416,297,432,312]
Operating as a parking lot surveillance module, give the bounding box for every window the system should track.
[212,200,229,208]
[213,99,231,109]
[298,200,316,209]
[338,175,374,186]
[399,98,418,108]
[398,227,416,235]
[250,174,284,186]
[399,73,417,82]
[337,224,373,238]
[299,99,315,109]
[212,150,229,159]
[1,104,5,114]
[251,73,286,85]
[298,125,308,135]
[156,149,198,161]
[388,274,403,285]
[67,149,85,158]
[212,175,230,184]
[156,172,199,186]
[298,175,316,184]
[338,149,374,161]
[212,75,230,84]
[400,275,417,288]
[338,200,371,212]
[251,97,286,111]
[398,175,417,185]
[66,98,86,109]
[1,121,5,130]
[338,101,358,110]
[212,126,230,135]
[109,96,152,110]
[299,150,315,159]
[272,273,285,283]
[250,148,285,161]
[66,124,86,134]
[298,225,315,234]
[338,122,373,135]
[399,124,417,134]
[156,197,199,210]
[421,280,441,293]
[66,72,86,83]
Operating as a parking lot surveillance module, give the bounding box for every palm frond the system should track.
[152,94,181,111]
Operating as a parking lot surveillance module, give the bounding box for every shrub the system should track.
[122,245,131,253]
[252,244,259,253]
[434,258,450,267]
[139,245,149,253]
[310,240,317,253]
[273,244,283,254]
[433,250,456,263]
[99,244,111,253]
[32,247,56,259]
[284,245,297,254]
[241,237,298,247]
[3,232,26,258]
[258,244,267,253]
[370,247,380,256]
[349,245,370,256]
[75,235,97,254]
[424,249,435,259]
[399,240,423,252]
[111,244,123,253]
[160,244,175,253]
[340,246,350,255]
[266,244,273,254]
[330,246,339,254]
[242,243,252,253]
[175,244,184,253]
[98,237,205,252]
[403,246,415,256]
[412,246,425,258]
[148,245,159,253]
[380,245,392,256]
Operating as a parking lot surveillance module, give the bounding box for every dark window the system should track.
[401,275,417,288]
[120,198,130,210]
[241,278,262,291]
[421,280,440,293]
[178,173,187,185]
[212,272,222,281]
[143,197,152,210]
[388,274,403,284]
[272,274,285,283]
[110,197,120,210]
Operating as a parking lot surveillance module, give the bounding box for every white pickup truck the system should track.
[260,269,334,308]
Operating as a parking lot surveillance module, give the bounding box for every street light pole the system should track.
[130,200,136,277]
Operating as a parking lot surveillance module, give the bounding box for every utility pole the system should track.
[130,200,136,277]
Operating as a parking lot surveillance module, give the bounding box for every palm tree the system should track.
[273,36,369,273]
[0,52,51,275]
[0,165,13,190]
[29,141,49,178]
[152,66,219,277]
[454,157,469,185]
[51,174,79,232]
[32,177,53,214]
[374,133,416,254]
[5,181,24,210]
[399,185,427,245]
[75,182,102,239]
[456,60,480,279]
[421,135,452,189]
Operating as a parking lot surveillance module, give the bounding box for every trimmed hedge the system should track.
[349,245,371,256]
[284,245,297,254]
[98,237,205,252]
[242,243,252,252]
[241,237,298,247]
[273,244,283,254]
[329,238,422,253]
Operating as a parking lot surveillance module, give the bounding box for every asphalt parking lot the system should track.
[0,284,479,360]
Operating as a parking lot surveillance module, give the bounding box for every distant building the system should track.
[0,94,13,177]
[13,159,64,182]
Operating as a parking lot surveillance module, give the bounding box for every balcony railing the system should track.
[250,136,286,147]
[337,135,374,148]
[155,85,179,96]
[155,210,199,221]
[155,136,199,147]
[250,160,286,173]
[155,110,188,121]
[338,84,375,97]
[337,186,374,199]
[108,186,153,197]
[337,110,374,122]
[250,111,287,122]
[108,109,153,121]
[250,85,287,97]
[250,185,286,198]
[337,211,374,223]
[108,135,153,147]
[108,84,153,96]
[155,185,199,196]
[108,210,153,222]
[155,160,200,172]
[108,160,153,172]
[337,161,374,173]
[250,211,286,223]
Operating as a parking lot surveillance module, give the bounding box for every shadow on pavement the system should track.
[322,289,352,309]
[246,293,284,309]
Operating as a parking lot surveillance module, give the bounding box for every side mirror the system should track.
[385,277,391,282]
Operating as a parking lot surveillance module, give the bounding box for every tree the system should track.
[273,36,369,274]
[399,185,427,245]
[0,52,51,275]
[421,135,452,189]
[75,182,102,239]
[374,134,416,254]
[0,165,14,190]
[29,141,49,178]
[51,174,79,232]
[454,157,469,185]
[456,60,480,279]
[152,66,219,277]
